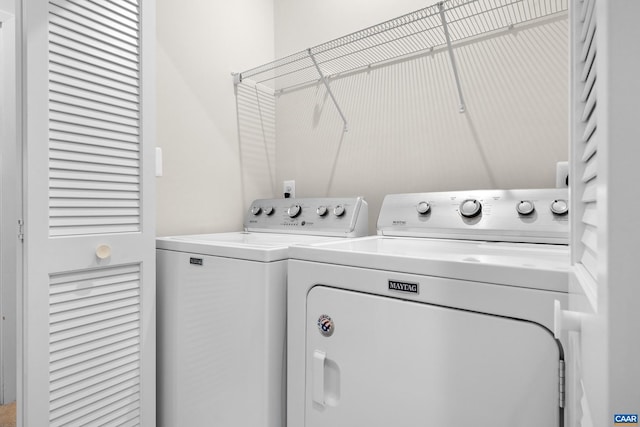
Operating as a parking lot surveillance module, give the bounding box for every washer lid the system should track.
[289,236,569,292]
[156,232,342,262]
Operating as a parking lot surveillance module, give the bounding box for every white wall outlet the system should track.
[283,180,295,198]
[556,161,569,188]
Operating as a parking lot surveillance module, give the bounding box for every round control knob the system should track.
[287,204,302,218]
[250,206,262,216]
[459,199,482,218]
[516,200,535,216]
[317,205,328,217]
[263,206,274,216]
[550,199,569,215]
[416,201,431,215]
[333,205,346,217]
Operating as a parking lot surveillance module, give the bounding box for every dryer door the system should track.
[305,286,560,427]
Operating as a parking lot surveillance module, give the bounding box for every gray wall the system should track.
[156,0,275,236]
[269,1,568,232]
[158,0,568,236]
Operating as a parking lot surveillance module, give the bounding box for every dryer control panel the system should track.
[377,189,568,244]
[245,197,369,238]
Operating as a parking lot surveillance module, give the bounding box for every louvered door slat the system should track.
[580,64,596,101]
[50,313,140,344]
[580,0,595,41]
[580,31,596,80]
[582,117,597,145]
[50,327,140,362]
[51,339,140,373]
[582,157,597,183]
[49,0,142,240]
[49,198,140,208]
[580,0,590,22]
[50,103,139,129]
[50,382,140,425]
[581,87,597,121]
[51,112,139,135]
[50,82,139,111]
[582,203,597,226]
[49,369,139,409]
[49,1,139,46]
[49,263,142,425]
[51,74,139,104]
[50,133,140,152]
[573,0,599,286]
[580,247,598,279]
[49,148,139,166]
[114,2,139,16]
[49,63,139,95]
[48,26,138,65]
[581,225,597,254]
[50,93,139,120]
[50,169,140,183]
[88,0,139,24]
[68,0,139,30]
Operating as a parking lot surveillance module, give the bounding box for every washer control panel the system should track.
[245,197,369,237]
[378,189,569,244]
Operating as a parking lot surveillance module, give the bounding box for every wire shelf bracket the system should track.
[308,49,349,132]
[438,1,466,113]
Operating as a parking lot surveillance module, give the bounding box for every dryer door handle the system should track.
[312,350,326,406]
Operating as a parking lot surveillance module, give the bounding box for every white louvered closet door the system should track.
[22,1,155,426]
[567,0,640,426]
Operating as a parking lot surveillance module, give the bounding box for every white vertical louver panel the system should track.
[574,0,598,284]
[49,264,141,427]
[48,0,141,237]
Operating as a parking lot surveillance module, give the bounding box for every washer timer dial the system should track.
[287,204,302,218]
[459,199,482,218]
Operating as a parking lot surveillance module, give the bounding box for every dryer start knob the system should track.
[459,199,482,218]
[250,206,262,216]
[333,205,346,217]
[317,205,328,217]
[516,200,535,216]
[264,206,275,216]
[288,204,302,218]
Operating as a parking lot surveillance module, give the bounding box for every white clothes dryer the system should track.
[287,189,569,427]
[156,197,368,427]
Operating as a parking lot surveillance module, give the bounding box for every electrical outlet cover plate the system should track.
[284,180,296,198]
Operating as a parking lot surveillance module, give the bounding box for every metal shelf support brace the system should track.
[438,2,466,113]
[308,49,349,132]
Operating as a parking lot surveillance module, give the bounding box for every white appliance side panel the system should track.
[157,249,286,427]
[305,286,560,427]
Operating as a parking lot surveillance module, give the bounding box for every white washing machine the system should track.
[156,197,368,427]
[287,189,569,427]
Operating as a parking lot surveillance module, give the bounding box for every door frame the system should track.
[0,1,21,407]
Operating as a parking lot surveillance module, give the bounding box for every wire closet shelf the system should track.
[237,0,568,92]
